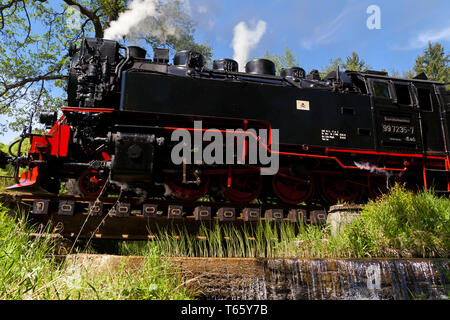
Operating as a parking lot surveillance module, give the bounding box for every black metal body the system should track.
[7,38,450,203]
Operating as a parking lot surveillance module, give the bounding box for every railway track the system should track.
[0,191,328,240]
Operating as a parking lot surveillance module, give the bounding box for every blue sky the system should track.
[1,0,449,144]
[189,0,450,72]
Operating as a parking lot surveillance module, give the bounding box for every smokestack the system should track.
[231,20,267,72]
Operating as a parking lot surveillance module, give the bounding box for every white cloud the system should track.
[300,3,358,49]
[413,27,450,48]
[393,26,450,50]
[186,0,220,32]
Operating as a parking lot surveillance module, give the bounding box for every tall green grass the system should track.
[120,222,300,258]
[118,222,359,259]
[342,185,450,258]
[119,185,449,259]
[0,203,192,300]
[0,205,59,299]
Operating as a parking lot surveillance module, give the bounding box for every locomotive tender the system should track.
[2,37,450,206]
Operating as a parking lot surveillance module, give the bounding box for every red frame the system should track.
[29,115,71,158]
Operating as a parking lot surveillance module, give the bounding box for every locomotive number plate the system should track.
[382,124,414,135]
[296,100,310,111]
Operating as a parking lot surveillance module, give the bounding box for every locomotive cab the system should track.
[357,72,448,156]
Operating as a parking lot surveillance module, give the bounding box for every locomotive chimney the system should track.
[128,46,147,59]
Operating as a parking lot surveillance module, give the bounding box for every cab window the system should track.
[394,83,412,106]
[417,87,434,112]
[372,81,391,99]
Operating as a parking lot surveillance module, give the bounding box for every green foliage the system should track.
[0,142,13,189]
[0,203,192,299]
[413,42,449,89]
[342,52,371,72]
[0,0,77,132]
[0,142,7,154]
[136,0,213,63]
[263,47,299,75]
[97,0,128,25]
[118,186,449,259]
[66,247,192,300]
[0,136,32,190]
[343,185,450,258]
[0,0,212,132]
[119,222,300,258]
[320,57,344,78]
[389,69,415,79]
[319,52,370,78]
[0,205,59,299]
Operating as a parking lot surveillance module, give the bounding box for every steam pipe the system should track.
[115,46,130,81]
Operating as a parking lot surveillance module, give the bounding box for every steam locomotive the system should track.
[2,37,450,205]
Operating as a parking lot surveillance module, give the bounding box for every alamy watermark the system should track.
[367,5,381,30]
[170,121,279,175]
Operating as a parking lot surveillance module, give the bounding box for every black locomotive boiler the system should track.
[3,37,450,207]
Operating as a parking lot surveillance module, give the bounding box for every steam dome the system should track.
[245,59,276,76]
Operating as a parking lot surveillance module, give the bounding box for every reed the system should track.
[118,185,449,259]
[119,221,319,258]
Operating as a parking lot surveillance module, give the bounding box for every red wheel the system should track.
[320,175,362,204]
[272,172,313,205]
[165,174,210,201]
[223,173,263,203]
[78,169,107,197]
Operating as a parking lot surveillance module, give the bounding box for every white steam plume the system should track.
[104,0,179,43]
[232,20,267,72]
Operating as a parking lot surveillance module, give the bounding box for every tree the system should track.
[320,57,344,78]
[389,69,415,79]
[413,42,449,89]
[0,0,212,133]
[342,52,370,72]
[263,47,299,74]
[319,53,370,78]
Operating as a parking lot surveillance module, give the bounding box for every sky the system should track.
[1,0,449,144]
[187,0,450,72]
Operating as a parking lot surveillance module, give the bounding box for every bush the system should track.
[343,185,450,258]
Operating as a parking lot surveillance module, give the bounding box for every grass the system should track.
[0,184,448,299]
[119,222,299,258]
[118,185,450,259]
[117,222,356,259]
[342,185,450,258]
[0,203,192,300]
